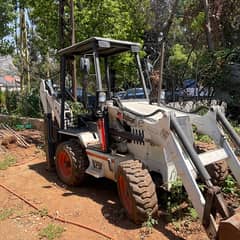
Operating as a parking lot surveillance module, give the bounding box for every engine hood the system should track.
[119,100,189,119]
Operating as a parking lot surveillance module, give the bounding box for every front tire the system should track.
[117,160,158,223]
[55,140,88,186]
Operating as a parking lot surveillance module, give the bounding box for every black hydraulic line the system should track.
[113,98,209,119]
[124,108,164,118]
[217,110,240,148]
[113,98,164,118]
[170,114,212,185]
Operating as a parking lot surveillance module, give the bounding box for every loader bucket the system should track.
[218,209,240,240]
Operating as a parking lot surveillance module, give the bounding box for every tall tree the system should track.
[19,4,31,92]
[0,1,15,54]
[202,0,214,50]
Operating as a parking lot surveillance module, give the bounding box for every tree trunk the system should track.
[19,5,30,92]
[202,0,214,51]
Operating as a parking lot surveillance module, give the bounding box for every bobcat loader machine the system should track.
[40,37,240,239]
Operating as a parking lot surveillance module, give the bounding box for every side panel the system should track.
[85,149,133,181]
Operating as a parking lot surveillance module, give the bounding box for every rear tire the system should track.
[117,160,158,224]
[55,140,88,186]
[206,160,229,185]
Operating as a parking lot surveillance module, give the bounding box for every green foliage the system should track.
[111,52,143,89]
[221,0,240,48]
[142,212,158,235]
[31,208,48,217]
[17,89,42,118]
[4,89,42,118]
[0,0,15,54]
[168,43,196,84]
[0,155,17,170]
[39,224,65,240]
[38,208,48,217]
[26,0,149,53]
[188,207,198,220]
[194,133,212,143]
[190,12,205,33]
[0,208,14,221]
[0,89,7,113]
[5,116,22,128]
[222,175,240,196]
[234,126,240,135]
[168,179,188,210]
[5,90,19,115]
[26,0,59,52]
[193,123,213,143]
[169,44,188,66]
[68,101,86,116]
[0,89,5,105]
[1,0,240,122]
[230,121,240,135]
[165,179,200,222]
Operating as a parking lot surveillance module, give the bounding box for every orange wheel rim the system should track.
[118,175,133,216]
[58,150,72,178]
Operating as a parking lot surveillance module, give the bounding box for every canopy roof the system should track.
[58,37,141,57]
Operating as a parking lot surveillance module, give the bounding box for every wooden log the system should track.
[1,135,17,146]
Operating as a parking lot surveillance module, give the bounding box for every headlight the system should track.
[98,91,106,103]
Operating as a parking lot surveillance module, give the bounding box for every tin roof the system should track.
[58,37,141,56]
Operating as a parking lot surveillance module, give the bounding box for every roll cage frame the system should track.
[58,37,149,129]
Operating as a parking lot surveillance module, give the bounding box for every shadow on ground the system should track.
[29,161,184,240]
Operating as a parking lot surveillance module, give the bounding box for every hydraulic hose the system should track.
[113,97,164,118]
[113,97,209,119]
[0,183,115,240]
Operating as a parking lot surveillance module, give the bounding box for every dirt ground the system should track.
[0,129,208,240]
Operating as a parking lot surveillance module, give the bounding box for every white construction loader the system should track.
[40,37,240,240]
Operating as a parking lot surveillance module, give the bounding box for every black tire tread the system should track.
[117,160,158,223]
[55,140,88,186]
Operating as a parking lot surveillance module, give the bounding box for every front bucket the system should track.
[218,208,240,240]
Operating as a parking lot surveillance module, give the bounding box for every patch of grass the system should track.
[192,124,213,143]
[194,133,212,143]
[31,208,48,217]
[142,212,158,234]
[165,179,200,222]
[167,179,187,213]
[140,212,158,239]
[188,207,198,220]
[222,175,240,196]
[172,221,181,231]
[38,208,49,217]
[39,224,65,240]
[234,126,240,135]
[0,208,14,221]
[0,155,17,170]
[231,121,240,134]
